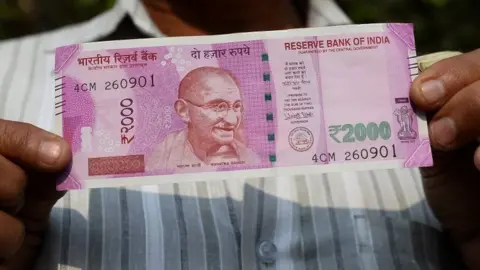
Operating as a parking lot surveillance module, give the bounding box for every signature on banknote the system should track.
[284,111,314,121]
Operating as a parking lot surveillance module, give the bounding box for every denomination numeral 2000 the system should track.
[328,121,391,143]
[120,98,135,145]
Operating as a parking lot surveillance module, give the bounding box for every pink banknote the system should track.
[53,23,432,190]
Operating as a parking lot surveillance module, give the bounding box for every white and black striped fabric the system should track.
[0,0,463,269]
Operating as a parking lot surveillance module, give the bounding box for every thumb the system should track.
[0,119,71,172]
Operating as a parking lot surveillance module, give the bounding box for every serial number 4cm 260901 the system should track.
[74,75,155,92]
[311,144,398,163]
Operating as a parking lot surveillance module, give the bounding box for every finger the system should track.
[0,155,26,213]
[421,142,477,186]
[428,80,480,150]
[18,172,66,233]
[0,229,45,270]
[0,239,39,270]
[410,49,480,111]
[0,211,24,260]
[0,119,72,172]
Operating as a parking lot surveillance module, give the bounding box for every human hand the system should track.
[410,49,480,269]
[0,120,71,270]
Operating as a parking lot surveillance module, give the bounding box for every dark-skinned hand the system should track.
[411,49,480,269]
[0,119,71,270]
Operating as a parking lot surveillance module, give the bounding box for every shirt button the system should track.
[257,240,277,264]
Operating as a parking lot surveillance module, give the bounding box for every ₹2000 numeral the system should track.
[328,121,391,143]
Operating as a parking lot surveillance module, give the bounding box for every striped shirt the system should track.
[0,0,463,269]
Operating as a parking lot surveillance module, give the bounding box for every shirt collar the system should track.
[40,0,163,52]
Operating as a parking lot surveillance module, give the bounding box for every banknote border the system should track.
[54,22,432,190]
[80,159,408,189]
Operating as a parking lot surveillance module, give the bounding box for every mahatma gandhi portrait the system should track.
[146,66,260,171]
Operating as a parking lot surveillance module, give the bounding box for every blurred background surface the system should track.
[0,0,478,54]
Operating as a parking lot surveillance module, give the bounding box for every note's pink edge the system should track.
[55,44,83,191]
[57,175,83,191]
[404,137,433,167]
[55,44,81,73]
[386,23,415,50]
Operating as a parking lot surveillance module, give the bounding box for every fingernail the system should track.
[430,118,456,148]
[39,138,63,166]
[420,80,445,104]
